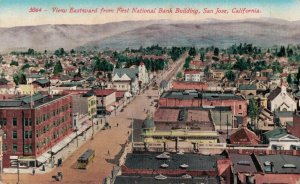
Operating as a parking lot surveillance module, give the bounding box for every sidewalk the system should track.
[3,118,105,175]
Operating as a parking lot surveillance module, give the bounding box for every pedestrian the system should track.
[108,150,110,156]
[127,131,130,135]
[117,123,119,127]
[32,168,35,175]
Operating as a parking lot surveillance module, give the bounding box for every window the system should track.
[24,118,29,126]
[13,118,17,126]
[12,131,17,139]
[24,131,28,139]
[0,118,7,126]
[24,145,29,153]
[239,105,242,110]
[13,144,18,153]
[29,131,32,138]
[29,144,33,153]
[3,144,7,152]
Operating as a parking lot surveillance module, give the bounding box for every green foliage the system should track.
[297,67,300,84]
[21,63,31,71]
[271,61,283,73]
[287,74,293,85]
[248,98,260,121]
[70,49,75,54]
[10,60,19,66]
[277,46,286,57]
[54,48,66,57]
[225,70,235,81]
[13,72,27,85]
[45,60,54,69]
[233,58,250,71]
[253,60,267,71]
[170,47,185,61]
[183,56,192,69]
[92,57,113,72]
[188,47,196,57]
[176,71,183,79]
[39,69,46,74]
[53,60,63,75]
[213,47,219,56]
[200,52,205,61]
[27,48,35,55]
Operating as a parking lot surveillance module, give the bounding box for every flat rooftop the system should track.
[0,93,68,109]
[124,152,225,171]
[115,175,219,184]
[161,90,244,100]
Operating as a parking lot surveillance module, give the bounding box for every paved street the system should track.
[1,54,186,184]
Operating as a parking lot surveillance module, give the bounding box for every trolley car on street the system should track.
[77,149,95,169]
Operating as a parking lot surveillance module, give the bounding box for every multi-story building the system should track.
[159,90,247,118]
[0,93,73,168]
[184,69,203,82]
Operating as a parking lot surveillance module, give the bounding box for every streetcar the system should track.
[77,149,95,169]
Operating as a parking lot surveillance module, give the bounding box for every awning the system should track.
[50,135,75,154]
[106,106,115,112]
[77,123,91,134]
[36,151,51,163]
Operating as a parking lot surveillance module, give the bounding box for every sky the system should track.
[0,0,300,27]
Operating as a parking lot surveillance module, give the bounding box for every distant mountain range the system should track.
[0,18,300,52]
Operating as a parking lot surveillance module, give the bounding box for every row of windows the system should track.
[3,144,33,153]
[11,130,33,139]
[36,123,72,150]
[35,103,72,125]
[36,115,70,138]
[0,117,32,127]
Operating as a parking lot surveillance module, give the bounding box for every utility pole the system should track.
[17,159,20,184]
[91,116,94,140]
[131,112,134,144]
[227,114,229,142]
[76,127,79,147]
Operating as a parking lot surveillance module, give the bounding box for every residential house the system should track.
[88,89,116,116]
[238,84,257,97]
[261,128,300,150]
[212,70,225,80]
[267,84,296,112]
[111,68,139,95]
[184,69,203,82]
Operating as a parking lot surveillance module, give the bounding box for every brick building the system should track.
[0,93,73,168]
[159,90,247,118]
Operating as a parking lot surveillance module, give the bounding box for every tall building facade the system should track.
[0,93,73,168]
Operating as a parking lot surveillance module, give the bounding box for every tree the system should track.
[27,48,35,55]
[176,71,183,79]
[213,47,219,56]
[271,61,283,73]
[115,61,122,68]
[297,67,300,84]
[225,70,235,81]
[248,98,260,129]
[188,47,196,57]
[13,72,27,85]
[53,60,63,75]
[70,49,75,54]
[183,56,192,69]
[10,60,19,66]
[54,48,66,57]
[200,52,205,62]
[287,74,293,85]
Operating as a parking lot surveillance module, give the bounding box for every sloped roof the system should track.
[267,87,281,101]
[263,128,288,140]
[230,127,260,145]
[113,68,138,80]
[239,84,257,91]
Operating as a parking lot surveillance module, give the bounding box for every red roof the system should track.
[172,81,208,90]
[93,89,116,97]
[62,90,90,95]
[184,69,201,75]
[116,91,125,98]
[230,127,260,145]
[190,60,204,67]
[253,174,300,184]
